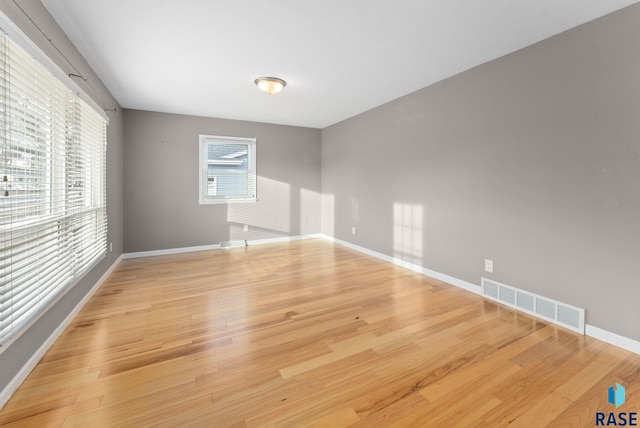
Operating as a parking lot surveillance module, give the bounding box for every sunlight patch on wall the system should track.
[393,203,424,265]
[301,188,321,235]
[321,193,335,237]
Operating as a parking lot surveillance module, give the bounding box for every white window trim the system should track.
[198,134,257,204]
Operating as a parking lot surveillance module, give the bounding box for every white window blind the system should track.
[0,28,107,348]
[199,135,256,204]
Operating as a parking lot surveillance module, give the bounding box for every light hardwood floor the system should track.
[0,239,638,427]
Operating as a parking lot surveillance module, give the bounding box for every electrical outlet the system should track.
[244,224,249,232]
[109,242,113,252]
[351,227,356,235]
[484,259,493,273]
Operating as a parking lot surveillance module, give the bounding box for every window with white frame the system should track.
[0,22,108,348]
[199,135,256,204]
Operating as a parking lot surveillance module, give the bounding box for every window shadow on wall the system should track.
[227,176,291,240]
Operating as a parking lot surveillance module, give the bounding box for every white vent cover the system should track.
[481,278,585,334]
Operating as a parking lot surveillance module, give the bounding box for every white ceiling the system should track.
[42,0,639,129]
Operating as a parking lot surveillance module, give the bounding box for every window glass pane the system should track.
[199,136,256,204]
[206,143,248,197]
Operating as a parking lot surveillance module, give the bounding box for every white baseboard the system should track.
[123,234,324,259]
[321,235,480,293]
[122,244,221,259]
[0,255,123,411]
[247,234,323,246]
[320,235,640,355]
[585,324,640,355]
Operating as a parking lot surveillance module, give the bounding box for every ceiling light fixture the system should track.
[254,77,286,95]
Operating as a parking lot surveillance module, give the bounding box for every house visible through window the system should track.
[199,135,256,204]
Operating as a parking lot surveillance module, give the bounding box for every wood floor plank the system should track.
[302,406,361,428]
[507,391,574,428]
[0,239,638,427]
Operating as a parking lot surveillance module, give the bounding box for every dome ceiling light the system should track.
[254,77,286,95]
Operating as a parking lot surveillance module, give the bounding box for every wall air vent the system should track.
[481,277,585,334]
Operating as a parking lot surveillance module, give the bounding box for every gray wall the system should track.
[322,4,640,340]
[0,1,123,395]
[123,110,321,253]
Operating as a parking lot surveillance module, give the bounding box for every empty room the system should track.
[1,1,639,426]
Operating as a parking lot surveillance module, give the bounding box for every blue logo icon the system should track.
[608,383,626,408]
